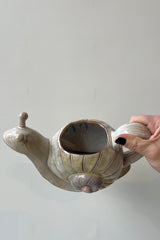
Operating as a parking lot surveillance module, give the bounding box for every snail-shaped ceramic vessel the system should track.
[3,113,151,193]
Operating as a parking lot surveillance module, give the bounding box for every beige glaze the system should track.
[3,113,151,193]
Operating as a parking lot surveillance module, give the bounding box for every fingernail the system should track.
[115,137,126,145]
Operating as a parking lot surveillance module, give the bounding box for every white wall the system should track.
[1,0,160,239]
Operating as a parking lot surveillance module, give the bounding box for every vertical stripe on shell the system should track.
[91,151,103,173]
[82,155,86,172]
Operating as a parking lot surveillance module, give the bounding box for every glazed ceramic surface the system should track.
[3,113,151,193]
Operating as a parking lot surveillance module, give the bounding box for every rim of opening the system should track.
[58,119,108,155]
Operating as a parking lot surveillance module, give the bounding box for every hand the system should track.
[116,115,160,173]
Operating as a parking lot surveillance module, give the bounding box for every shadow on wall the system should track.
[108,178,160,230]
[7,160,81,201]
[7,160,160,230]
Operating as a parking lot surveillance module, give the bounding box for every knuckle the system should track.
[129,116,137,123]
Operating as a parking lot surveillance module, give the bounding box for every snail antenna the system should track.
[19,112,28,128]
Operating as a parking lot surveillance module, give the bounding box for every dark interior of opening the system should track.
[60,121,108,154]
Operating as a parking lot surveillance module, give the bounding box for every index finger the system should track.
[130,115,155,134]
[130,115,151,125]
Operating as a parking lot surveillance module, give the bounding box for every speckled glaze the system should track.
[3,113,151,193]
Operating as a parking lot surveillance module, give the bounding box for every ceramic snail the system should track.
[3,112,151,193]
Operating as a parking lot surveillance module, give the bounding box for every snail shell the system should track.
[47,120,124,193]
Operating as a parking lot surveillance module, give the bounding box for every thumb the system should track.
[115,134,149,155]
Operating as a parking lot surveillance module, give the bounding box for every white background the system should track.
[0,1,160,239]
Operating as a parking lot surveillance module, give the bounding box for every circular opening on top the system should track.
[60,121,108,154]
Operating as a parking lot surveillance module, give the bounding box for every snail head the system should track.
[3,112,29,154]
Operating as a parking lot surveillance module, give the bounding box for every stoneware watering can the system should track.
[3,112,151,193]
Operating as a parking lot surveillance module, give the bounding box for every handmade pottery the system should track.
[3,112,151,193]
